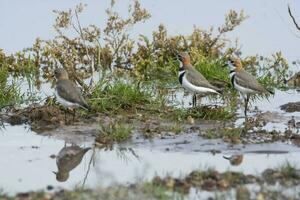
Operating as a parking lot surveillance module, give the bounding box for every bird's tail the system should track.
[223,156,230,160]
[80,101,91,111]
[216,88,224,95]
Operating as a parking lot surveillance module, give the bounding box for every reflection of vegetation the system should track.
[142,183,178,200]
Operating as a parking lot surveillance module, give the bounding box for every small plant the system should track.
[96,121,133,145]
[0,66,22,109]
[278,162,299,179]
[202,127,243,143]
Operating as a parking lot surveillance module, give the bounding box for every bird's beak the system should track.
[52,171,57,175]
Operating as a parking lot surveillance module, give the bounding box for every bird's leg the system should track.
[192,94,197,107]
[244,94,250,117]
[72,109,76,123]
[64,109,67,124]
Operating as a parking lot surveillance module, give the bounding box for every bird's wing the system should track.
[56,80,87,106]
[185,68,219,91]
[235,70,267,92]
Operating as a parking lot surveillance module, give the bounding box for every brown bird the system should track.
[227,57,274,116]
[223,155,243,166]
[177,52,221,107]
[54,68,90,122]
[53,145,91,182]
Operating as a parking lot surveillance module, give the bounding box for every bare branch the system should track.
[74,10,95,88]
[288,4,300,31]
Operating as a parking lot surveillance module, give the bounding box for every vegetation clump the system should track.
[0,0,292,128]
[0,69,19,109]
[95,120,133,146]
[90,81,162,113]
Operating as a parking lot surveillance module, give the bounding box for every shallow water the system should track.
[1,119,300,195]
[3,84,300,196]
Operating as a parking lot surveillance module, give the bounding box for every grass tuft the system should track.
[171,105,235,121]
[96,121,133,145]
[278,162,299,179]
[0,67,22,109]
[90,81,159,113]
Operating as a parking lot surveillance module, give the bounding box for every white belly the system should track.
[182,75,218,94]
[55,90,78,108]
[234,79,256,95]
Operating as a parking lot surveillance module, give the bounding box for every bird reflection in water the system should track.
[223,155,243,166]
[53,145,91,182]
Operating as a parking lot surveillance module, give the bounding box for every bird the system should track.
[177,52,221,107]
[223,155,243,166]
[54,68,90,122]
[53,145,91,182]
[227,57,274,117]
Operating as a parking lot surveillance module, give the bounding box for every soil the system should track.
[280,101,300,112]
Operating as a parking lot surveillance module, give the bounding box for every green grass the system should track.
[204,127,243,140]
[194,55,229,83]
[90,81,161,113]
[278,162,299,179]
[171,105,235,121]
[0,67,22,109]
[96,121,133,144]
